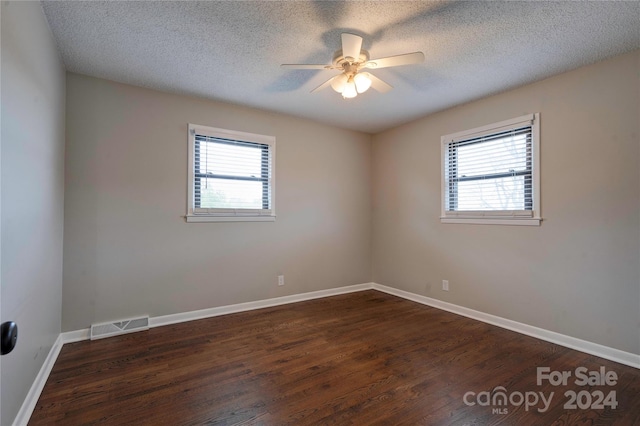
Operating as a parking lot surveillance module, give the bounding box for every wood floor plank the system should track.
[30,291,640,425]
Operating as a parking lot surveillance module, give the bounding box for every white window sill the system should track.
[440,217,541,226]
[186,215,276,223]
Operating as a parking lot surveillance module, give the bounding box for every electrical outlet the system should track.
[278,275,285,286]
[442,280,449,291]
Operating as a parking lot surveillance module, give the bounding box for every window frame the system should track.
[186,124,276,223]
[440,113,541,226]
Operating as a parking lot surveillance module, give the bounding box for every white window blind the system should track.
[187,124,275,222]
[441,114,540,225]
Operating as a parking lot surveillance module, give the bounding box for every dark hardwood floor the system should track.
[30,291,639,425]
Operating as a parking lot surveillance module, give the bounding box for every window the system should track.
[441,113,540,225]
[187,124,275,222]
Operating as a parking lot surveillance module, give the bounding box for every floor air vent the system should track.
[90,316,149,340]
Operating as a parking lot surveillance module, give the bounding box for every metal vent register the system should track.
[90,316,149,340]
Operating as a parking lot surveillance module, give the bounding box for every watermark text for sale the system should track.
[463,366,618,415]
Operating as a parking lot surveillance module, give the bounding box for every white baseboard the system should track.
[149,283,374,328]
[60,328,90,343]
[13,334,64,426]
[372,283,640,369]
[15,281,638,425]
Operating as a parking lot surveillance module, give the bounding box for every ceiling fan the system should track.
[281,33,424,99]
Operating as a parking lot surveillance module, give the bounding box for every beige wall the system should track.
[1,2,66,424]
[63,74,372,331]
[372,50,640,355]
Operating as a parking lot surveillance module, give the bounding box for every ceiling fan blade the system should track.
[368,74,393,93]
[311,75,338,93]
[281,64,334,70]
[341,33,363,61]
[365,52,425,69]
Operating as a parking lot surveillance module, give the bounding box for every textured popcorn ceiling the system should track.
[41,1,639,133]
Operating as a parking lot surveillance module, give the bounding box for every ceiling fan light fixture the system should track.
[354,72,372,93]
[331,74,348,93]
[342,80,357,99]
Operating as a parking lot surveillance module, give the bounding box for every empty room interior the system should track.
[1,1,639,425]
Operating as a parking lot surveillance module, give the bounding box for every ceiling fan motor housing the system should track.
[333,49,370,73]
